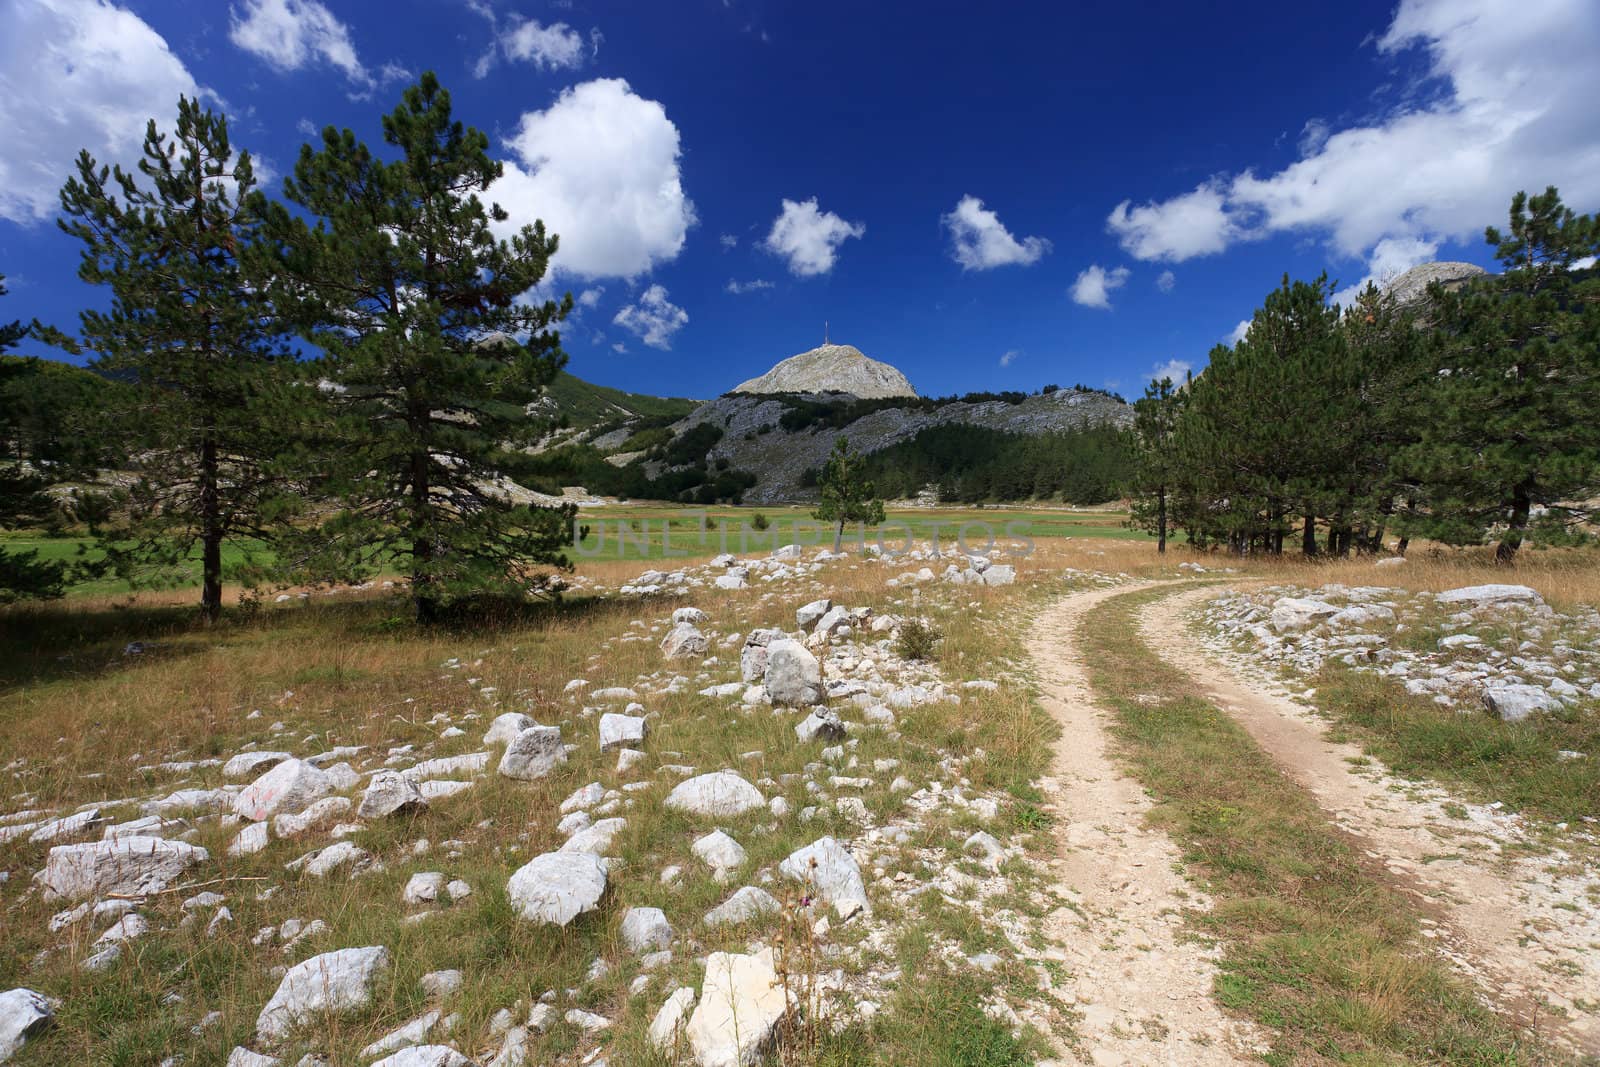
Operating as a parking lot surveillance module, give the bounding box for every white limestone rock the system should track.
[661,622,710,658]
[357,771,427,819]
[497,726,566,781]
[255,946,390,1041]
[0,989,52,1062]
[223,751,292,780]
[686,948,790,1067]
[763,639,822,706]
[506,851,607,925]
[598,712,647,752]
[234,759,334,822]
[620,906,674,953]
[779,836,868,919]
[36,836,208,901]
[703,886,780,927]
[665,772,766,818]
[483,712,536,746]
[648,986,696,1052]
[1482,684,1561,723]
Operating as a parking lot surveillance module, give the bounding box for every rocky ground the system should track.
[0,540,1065,1066]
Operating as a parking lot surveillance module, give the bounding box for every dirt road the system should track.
[1028,583,1267,1066]
[1145,584,1600,1058]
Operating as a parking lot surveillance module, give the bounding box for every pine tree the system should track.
[1397,187,1600,562]
[53,97,293,621]
[1128,374,1184,552]
[0,276,70,602]
[813,437,886,551]
[258,73,573,622]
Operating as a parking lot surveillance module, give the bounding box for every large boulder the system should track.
[1269,598,1340,632]
[779,837,869,919]
[506,851,607,925]
[620,906,674,953]
[649,987,697,1051]
[370,1047,474,1067]
[795,599,832,631]
[1436,584,1546,610]
[36,837,208,901]
[665,772,766,818]
[0,989,52,1062]
[599,712,647,752]
[497,726,566,780]
[704,886,781,927]
[483,712,536,746]
[1482,684,1562,723]
[223,751,292,780]
[763,639,822,706]
[661,622,710,659]
[356,771,427,819]
[256,946,390,1042]
[234,759,335,822]
[740,629,781,683]
[686,948,790,1067]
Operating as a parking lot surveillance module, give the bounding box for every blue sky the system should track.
[3,0,1598,400]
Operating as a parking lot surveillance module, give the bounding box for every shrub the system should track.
[895,618,943,661]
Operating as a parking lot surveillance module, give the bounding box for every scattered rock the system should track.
[234,759,335,822]
[794,709,845,744]
[648,986,696,1052]
[686,948,789,1067]
[255,946,391,1042]
[1482,684,1562,723]
[779,836,868,919]
[36,837,209,901]
[0,989,52,1062]
[661,622,710,658]
[506,851,607,925]
[498,726,566,781]
[620,906,674,953]
[704,886,780,927]
[483,713,536,746]
[665,772,766,818]
[598,712,647,752]
[764,639,823,706]
[357,771,427,819]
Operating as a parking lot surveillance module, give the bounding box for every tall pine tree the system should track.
[258,73,573,621]
[54,97,292,621]
[0,276,70,602]
[1128,374,1185,553]
[1397,187,1600,562]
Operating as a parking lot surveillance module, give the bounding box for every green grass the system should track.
[7,503,1150,598]
[1078,585,1555,1065]
[1315,666,1600,826]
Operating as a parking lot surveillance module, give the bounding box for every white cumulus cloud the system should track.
[1105,0,1600,274]
[577,287,603,308]
[1149,359,1191,385]
[1070,264,1130,310]
[490,78,695,280]
[941,195,1050,270]
[229,0,370,85]
[0,0,202,223]
[502,18,586,69]
[1156,270,1176,293]
[1225,319,1251,345]
[998,350,1019,368]
[613,284,687,349]
[725,278,773,295]
[764,197,865,277]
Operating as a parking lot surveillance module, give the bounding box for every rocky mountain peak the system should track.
[732,343,917,399]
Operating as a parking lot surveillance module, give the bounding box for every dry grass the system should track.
[0,537,1069,1065]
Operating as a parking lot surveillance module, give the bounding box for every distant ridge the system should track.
[732,343,917,399]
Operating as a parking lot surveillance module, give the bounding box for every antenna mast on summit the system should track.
[824,320,829,345]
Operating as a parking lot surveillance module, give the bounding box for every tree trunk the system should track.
[411,447,436,622]
[1495,482,1532,565]
[1301,510,1317,557]
[1395,536,1409,557]
[1156,485,1167,554]
[199,432,222,624]
[832,520,844,553]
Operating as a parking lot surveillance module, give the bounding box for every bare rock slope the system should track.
[732,344,917,399]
